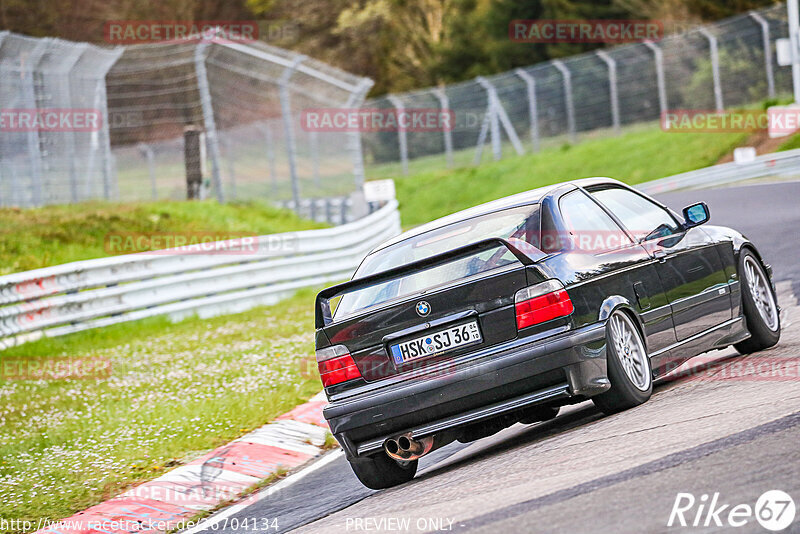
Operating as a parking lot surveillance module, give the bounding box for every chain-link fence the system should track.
[0,31,373,222]
[363,4,794,178]
[0,32,122,206]
[0,4,795,210]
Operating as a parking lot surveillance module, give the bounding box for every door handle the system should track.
[653,249,667,263]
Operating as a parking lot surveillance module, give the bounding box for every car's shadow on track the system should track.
[413,347,755,485]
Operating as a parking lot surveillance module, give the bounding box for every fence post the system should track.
[596,50,621,135]
[551,60,576,143]
[643,41,668,118]
[278,55,307,210]
[477,76,524,157]
[20,38,48,207]
[699,28,724,111]
[256,121,278,194]
[476,77,502,160]
[432,88,454,167]
[194,39,225,202]
[789,0,800,102]
[514,68,540,152]
[309,130,320,188]
[387,95,409,175]
[222,136,237,199]
[345,79,373,189]
[137,143,157,199]
[749,11,776,99]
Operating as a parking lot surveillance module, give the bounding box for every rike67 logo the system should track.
[668,490,796,531]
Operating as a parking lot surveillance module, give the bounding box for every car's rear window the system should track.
[333,204,541,319]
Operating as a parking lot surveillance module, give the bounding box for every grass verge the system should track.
[0,200,326,275]
[0,287,321,528]
[391,127,748,228]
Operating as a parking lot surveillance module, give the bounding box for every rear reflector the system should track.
[515,280,574,330]
[316,344,362,387]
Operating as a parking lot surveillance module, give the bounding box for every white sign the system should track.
[363,179,396,202]
[777,38,792,67]
[733,147,757,164]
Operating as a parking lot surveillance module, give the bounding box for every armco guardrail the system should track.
[0,200,400,349]
[637,148,800,195]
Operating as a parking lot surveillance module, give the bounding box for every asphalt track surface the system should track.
[195,180,800,534]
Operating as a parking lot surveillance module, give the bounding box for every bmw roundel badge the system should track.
[416,301,431,317]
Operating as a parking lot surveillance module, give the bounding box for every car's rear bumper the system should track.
[323,322,609,459]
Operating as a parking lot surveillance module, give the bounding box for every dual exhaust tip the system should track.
[384,432,454,462]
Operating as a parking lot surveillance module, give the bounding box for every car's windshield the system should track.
[333,204,541,319]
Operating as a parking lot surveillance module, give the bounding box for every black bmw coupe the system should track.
[314,178,781,489]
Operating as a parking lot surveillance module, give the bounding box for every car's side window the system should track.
[556,190,631,253]
[590,187,681,242]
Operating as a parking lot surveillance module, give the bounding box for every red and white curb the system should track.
[36,392,330,534]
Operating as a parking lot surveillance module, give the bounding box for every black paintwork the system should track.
[314,178,763,459]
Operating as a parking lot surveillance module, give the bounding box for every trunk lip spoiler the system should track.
[315,238,545,329]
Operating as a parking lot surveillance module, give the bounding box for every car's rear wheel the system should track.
[593,310,652,415]
[734,251,780,354]
[348,453,417,489]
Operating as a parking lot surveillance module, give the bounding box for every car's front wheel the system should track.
[734,250,780,354]
[348,453,417,489]
[593,310,653,415]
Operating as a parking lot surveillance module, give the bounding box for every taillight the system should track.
[515,280,574,330]
[316,344,362,387]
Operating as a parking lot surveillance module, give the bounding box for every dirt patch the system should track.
[716,129,788,164]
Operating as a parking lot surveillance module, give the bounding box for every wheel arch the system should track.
[598,295,648,354]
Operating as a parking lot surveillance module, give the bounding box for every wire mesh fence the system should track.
[363,4,794,178]
[0,31,373,221]
[0,4,795,211]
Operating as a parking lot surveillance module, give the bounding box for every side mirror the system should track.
[682,202,710,228]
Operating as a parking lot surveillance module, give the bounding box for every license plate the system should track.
[390,321,482,365]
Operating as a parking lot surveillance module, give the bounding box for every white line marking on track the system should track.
[179,449,344,534]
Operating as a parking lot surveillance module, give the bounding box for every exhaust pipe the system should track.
[383,431,455,462]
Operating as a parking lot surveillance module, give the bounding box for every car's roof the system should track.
[372,177,623,254]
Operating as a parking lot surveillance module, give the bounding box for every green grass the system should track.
[388,127,748,228]
[0,287,323,529]
[0,200,327,275]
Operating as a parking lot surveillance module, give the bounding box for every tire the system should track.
[348,453,417,490]
[593,310,653,415]
[734,250,780,354]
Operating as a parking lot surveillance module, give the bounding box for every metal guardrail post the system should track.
[477,76,524,157]
[279,55,307,210]
[699,28,724,111]
[387,95,409,175]
[643,41,668,118]
[432,88,454,167]
[596,50,621,135]
[194,39,225,203]
[749,12,776,99]
[514,68,540,152]
[552,60,577,143]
